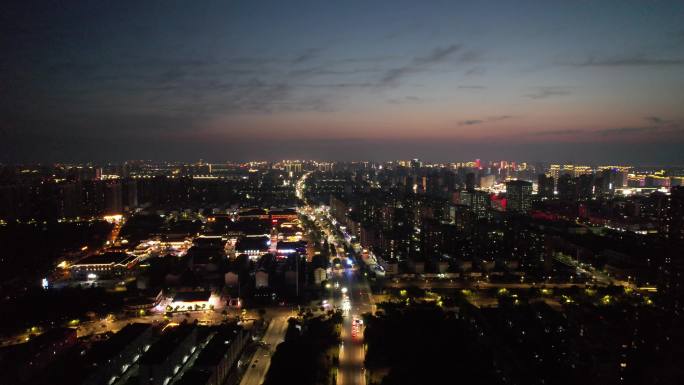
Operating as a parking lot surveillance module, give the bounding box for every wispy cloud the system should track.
[524,86,571,99]
[387,96,424,104]
[530,129,585,136]
[292,48,322,64]
[378,44,464,87]
[458,85,486,90]
[465,66,486,76]
[489,115,512,122]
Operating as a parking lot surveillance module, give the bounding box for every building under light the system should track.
[168,291,219,312]
[69,252,138,280]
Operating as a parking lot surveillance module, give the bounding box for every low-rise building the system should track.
[192,326,249,385]
[138,324,197,385]
[82,323,154,385]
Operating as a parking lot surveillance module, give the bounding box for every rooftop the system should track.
[269,208,297,215]
[73,252,135,266]
[239,208,268,216]
[174,369,211,385]
[84,323,151,365]
[194,326,243,367]
[235,237,269,251]
[140,324,195,365]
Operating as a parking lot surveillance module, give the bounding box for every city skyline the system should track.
[4,2,684,385]
[2,0,684,163]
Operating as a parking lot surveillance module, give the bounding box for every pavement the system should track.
[240,315,290,385]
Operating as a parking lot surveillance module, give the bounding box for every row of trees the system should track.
[264,312,342,385]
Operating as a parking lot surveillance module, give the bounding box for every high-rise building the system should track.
[667,186,684,240]
[122,179,138,210]
[557,174,576,201]
[537,174,554,199]
[465,172,476,191]
[506,180,532,213]
[459,190,490,219]
[104,180,123,215]
[576,174,594,199]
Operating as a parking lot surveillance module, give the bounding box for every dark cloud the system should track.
[525,86,572,99]
[458,115,512,126]
[597,126,658,135]
[528,118,682,138]
[459,119,484,126]
[644,116,672,125]
[596,119,682,136]
[562,54,684,67]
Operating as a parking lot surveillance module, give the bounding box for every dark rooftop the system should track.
[193,236,225,249]
[269,208,297,215]
[239,208,268,216]
[74,251,135,266]
[86,323,151,363]
[174,369,211,385]
[235,237,269,252]
[194,326,243,367]
[140,324,195,365]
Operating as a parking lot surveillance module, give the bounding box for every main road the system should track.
[315,214,374,385]
[297,171,374,385]
[333,267,373,385]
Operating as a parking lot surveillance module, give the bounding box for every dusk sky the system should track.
[2,0,684,164]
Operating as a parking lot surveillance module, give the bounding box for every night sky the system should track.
[1,0,683,164]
